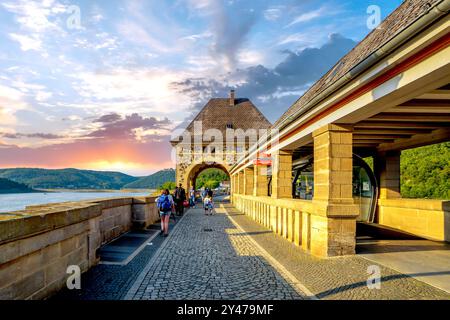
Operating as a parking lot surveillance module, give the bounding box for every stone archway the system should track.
[189,163,230,191]
[179,160,232,191]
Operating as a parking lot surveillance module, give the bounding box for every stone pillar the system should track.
[238,171,244,194]
[243,167,254,195]
[253,164,268,196]
[271,150,293,199]
[375,151,401,199]
[311,124,358,257]
[231,174,235,195]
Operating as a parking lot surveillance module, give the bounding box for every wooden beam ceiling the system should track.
[417,90,450,100]
[377,128,450,152]
[353,128,431,135]
[353,134,407,140]
[355,121,443,129]
[366,113,450,122]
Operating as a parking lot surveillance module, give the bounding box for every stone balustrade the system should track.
[232,194,450,257]
[232,194,320,254]
[0,196,159,300]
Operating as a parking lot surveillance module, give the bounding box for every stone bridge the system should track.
[0,0,449,300]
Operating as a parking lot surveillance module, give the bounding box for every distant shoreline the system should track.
[0,188,155,195]
[0,190,41,194]
[38,188,155,193]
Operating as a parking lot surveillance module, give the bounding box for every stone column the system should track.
[238,171,244,194]
[253,164,268,196]
[243,167,254,195]
[375,151,401,199]
[231,174,235,195]
[311,124,358,257]
[271,150,293,199]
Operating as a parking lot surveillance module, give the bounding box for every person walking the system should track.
[201,188,208,207]
[189,187,196,208]
[203,193,214,215]
[156,189,174,237]
[174,183,186,216]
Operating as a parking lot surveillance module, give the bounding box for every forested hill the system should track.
[401,142,449,199]
[123,169,175,189]
[0,168,138,190]
[0,178,35,193]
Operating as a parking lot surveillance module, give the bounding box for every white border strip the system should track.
[123,211,190,300]
[99,230,160,266]
[220,203,318,300]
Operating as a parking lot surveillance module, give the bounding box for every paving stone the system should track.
[53,198,449,300]
[224,203,450,300]
[126,206,305,300]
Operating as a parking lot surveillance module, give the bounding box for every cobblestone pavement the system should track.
[125,205,306,300]
[53,221,178,300]
[222,203,450,300]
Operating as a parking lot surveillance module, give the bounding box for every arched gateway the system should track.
[171,90,271,191]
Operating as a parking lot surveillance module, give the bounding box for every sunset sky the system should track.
[0,0,401,176]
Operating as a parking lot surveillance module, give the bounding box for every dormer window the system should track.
[226,123,233,129]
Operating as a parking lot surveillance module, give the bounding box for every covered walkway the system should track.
[54,198,449,300]
[124,201,306,300]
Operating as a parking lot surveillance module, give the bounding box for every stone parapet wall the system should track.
[0,196,159,300]
[132,196,160,229]
[378,198,450,241]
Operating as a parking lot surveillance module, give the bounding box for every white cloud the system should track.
[10,80,46,94]
[9,33,42,51]
[0,85,25,103]
[180,32,213,41]
[237,50,265,67]
[277,32,314,46]
[92,14,104,23]
[0,84,29,125]
[2,0,66,33]
[36,91,53,102]
[118,21,172,53]
[285,7,327,28]
[264,7,284,21]
[69,68,194,120]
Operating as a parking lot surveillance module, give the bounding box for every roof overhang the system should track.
[230,2,450,175]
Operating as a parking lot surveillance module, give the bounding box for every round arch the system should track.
[182,160,231,191]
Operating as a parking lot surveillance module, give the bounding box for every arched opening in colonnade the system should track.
[185,162,231,194]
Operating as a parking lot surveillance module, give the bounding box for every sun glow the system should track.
[85,160,147,172]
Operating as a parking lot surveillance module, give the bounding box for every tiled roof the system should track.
[274,0,441,127]
[177,98,272,140]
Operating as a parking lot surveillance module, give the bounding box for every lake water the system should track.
[0,191,153,213]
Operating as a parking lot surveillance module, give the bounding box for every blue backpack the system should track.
[158,195,172,211]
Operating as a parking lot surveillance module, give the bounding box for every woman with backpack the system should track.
[156,189,174,237]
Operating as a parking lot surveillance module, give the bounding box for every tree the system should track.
[195,169,228,189]
[158,181,177,191]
